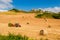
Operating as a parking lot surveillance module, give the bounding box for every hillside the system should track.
[1,8,60,19]
[0,11,60,40]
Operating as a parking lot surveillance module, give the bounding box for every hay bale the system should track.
[39,30,44,35]
[14,23,21,27]
[8,23,14,27]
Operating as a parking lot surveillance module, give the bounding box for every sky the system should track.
[0,0,60,12]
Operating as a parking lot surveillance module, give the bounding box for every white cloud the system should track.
[0,0,13,10]
[0,10,8,12]
[40,7,60,13]
[0,0,13,3]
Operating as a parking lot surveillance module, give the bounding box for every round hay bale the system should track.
[14,23,21,27]
[8,23,14,27]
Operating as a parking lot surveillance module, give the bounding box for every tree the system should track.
[9,8,20,12]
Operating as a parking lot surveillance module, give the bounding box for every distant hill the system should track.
[8,8,60,19]
[8,8,27,13]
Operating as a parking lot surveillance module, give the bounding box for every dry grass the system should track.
[0,12,60,40]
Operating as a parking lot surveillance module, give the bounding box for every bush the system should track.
[52,13,60,19]
[8,23,14,27]
[35,14,43,18]
[35,11,60,19]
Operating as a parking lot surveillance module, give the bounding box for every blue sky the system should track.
[13,0,60,10]
[0,0,60,12]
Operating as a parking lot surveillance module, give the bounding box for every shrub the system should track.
[8,23,14,27]
[39,30,44,35]
[52,13,60,19]
[51,13,60,19]
[35,14,43,18]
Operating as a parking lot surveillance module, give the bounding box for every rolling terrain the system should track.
[0,12,60,40]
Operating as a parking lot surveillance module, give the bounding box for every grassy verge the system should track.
[0,33,29,40]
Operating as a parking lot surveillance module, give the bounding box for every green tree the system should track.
[9,8,20,12]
